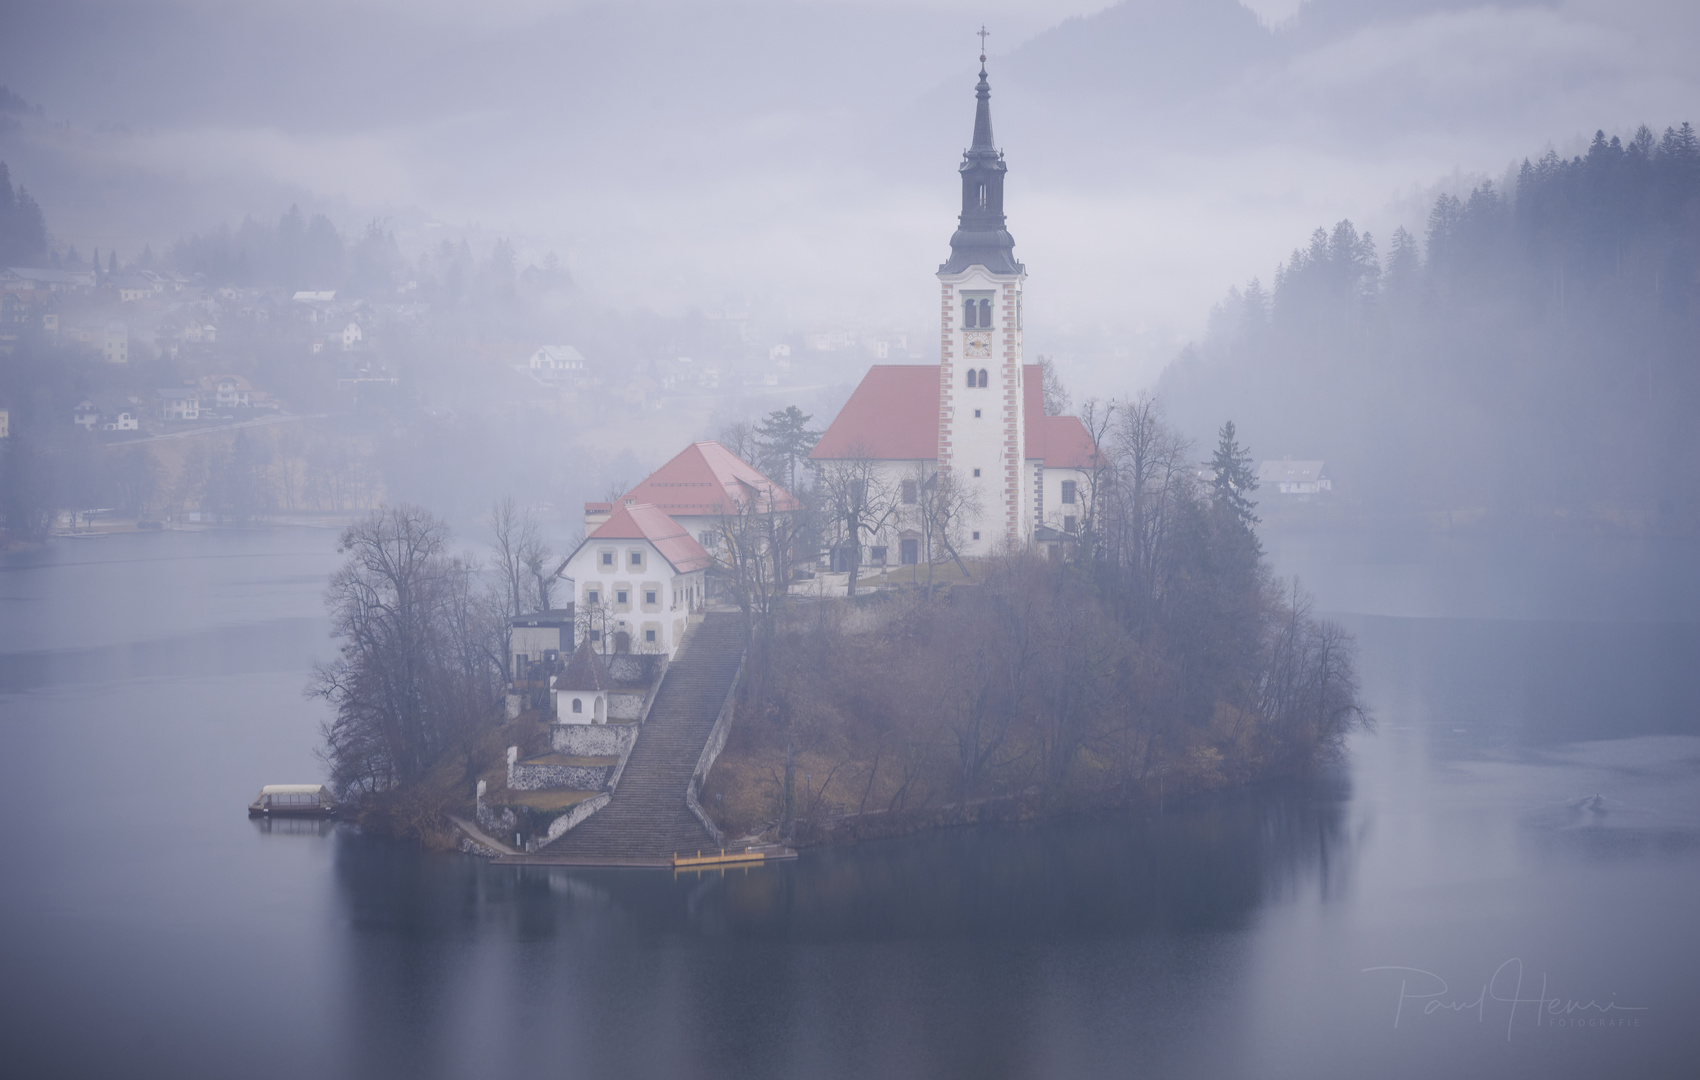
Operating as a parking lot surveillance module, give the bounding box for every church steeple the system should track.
[941,42,1021,276]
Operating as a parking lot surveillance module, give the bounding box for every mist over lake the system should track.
[4,1,1699,1076]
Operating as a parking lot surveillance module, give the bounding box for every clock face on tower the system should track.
[964,332,993,359]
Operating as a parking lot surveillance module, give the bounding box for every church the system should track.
[810,54,1099,562]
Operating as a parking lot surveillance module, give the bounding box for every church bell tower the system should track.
[937,43,1027,553]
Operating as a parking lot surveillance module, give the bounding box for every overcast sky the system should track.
[2,0,1695,393]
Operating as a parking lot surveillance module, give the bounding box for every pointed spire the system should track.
[970,42,994,151]
[940,33,1021,277]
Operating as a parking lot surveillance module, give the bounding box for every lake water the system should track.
[2,526,1698,1079]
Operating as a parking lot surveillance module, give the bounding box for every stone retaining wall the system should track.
[550,722,637,758]
[508,759,614,791]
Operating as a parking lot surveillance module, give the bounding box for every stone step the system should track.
[543,611,747,860]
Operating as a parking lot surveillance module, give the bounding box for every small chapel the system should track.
[810,51,1099,559]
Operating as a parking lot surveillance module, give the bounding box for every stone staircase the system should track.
[542,612,747,860]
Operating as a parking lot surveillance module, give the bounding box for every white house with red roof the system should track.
[808,57,1100,562]
[557,501,715,657]
[585,440,801,555]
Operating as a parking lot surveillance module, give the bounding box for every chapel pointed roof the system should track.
[558,638,614,692]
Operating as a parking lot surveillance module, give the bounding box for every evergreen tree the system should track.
[1209,420,1258,532]
[755,405,819,492]
[0,161,48,265]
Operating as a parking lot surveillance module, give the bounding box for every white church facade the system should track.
[810,54,1099,561]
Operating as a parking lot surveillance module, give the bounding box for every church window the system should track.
[902,480,917,504]
[1061,480,1077,505]
[572,698,583,714]
[978,183,987,209]
[978,368,989,387]
[974,409,981,418]
[973,468,981,477]
[962,290,993,329]
[966,368,977,388]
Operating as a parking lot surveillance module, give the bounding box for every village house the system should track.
[807,59,1099,563]
[525,344,586,380]
[98,398,141,432]
[155,388,200,421]
[72,399,101,430]
[1258,459,1332,495]
[198,374,253,409]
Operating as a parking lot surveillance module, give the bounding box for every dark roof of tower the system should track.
[940,57,1022,276]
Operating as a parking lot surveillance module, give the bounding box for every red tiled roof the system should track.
[810,362,1100,468]
[615,441,800,516]
[587,502,713,573]
[1039,415,1100,468]
[811,365,941,461]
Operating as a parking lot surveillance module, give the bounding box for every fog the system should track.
[5,5,1700,1077]
[5,0,1696,396]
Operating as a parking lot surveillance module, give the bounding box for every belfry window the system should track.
[966,368,977,388]
[978,368,989,388]
[978,183,987,209]
[961,290,994,330]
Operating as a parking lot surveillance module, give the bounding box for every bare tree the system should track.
[313,506,505,799]
[489,496,555,615]
[714,481,803,638]
[906,462,978,591]
[1106,394,1194,625]
[814,445,899,597]
[488,496,528,619]
[717,418,760,467]
[1038,355,1071,416]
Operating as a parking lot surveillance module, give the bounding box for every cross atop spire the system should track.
[977,24,990,62]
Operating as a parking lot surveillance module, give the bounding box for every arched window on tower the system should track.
[965,368,976,389]
[978,183,988,209]
[978,368,989,388]
[979,298,992,327]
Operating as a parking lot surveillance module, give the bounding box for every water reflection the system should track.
[333,785,1354,943]
[250,816,338,838]
[317,787,1358,1078]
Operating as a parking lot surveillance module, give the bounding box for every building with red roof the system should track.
[557,441,797,656]
[557,501,714,658]
[586,441,799,551]
[807,56,1099,564]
